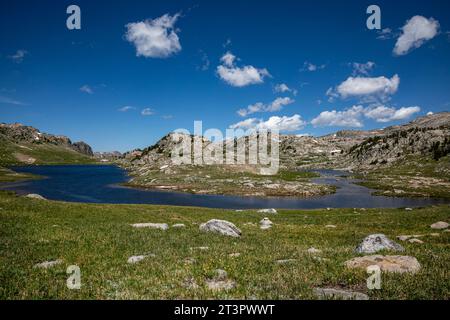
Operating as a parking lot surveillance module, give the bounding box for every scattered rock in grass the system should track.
[307,247,322,254]
[172,223,185,228]
[206,269,236,291]
[326,208,331,211]
[405,208,413,211]
[190,246,209,251]
[25,193,46,200]
[430,221,449,230]
[345,255,421,274]
[229,253,241,258]
[199,219,241,237]
[184,257,196,265]
[325,225,337,228]
[127,254,155,264]
[397,235,411,241]
[430,233,440,237]
[275,259,297,264]
[259,217,273,230]
[257,208,278,214]
[131,223,169,230]
[356,234,404,254]
[313,288,369,300]
[34,259,63,269]
[408,238,424,244]
[244,222,257,227]
[182,277,199,290]
[444,229,450,233]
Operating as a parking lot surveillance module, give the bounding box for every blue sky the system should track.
[1,0,450,152]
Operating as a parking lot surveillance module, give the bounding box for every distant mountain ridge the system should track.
[0,123,95,165]
[119,112,450,173]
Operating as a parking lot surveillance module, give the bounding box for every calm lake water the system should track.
[1,165,448,209]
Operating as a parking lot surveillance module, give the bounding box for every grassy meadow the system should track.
[0,191,448,300]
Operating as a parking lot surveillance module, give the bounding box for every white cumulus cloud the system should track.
[125,13,181,58]
[331,74,400,99]
[311,105,421,127]
[237,97,294,117]
[311,106,365,128]
[364,105,421,122]
[394,15,439,56]
[230,114,305,132]
[217,52,270,87]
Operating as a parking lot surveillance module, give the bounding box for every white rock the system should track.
[172,224,186,228]
[430,221,449,230]
[190,246,209,251]
[199,219,241,237]
[257,208,278,214]
[408,238,424,244]
[275,259,297,264]
[325,225,337,228]
[259,217,273,230]
[127,254,155,264]
[131,223,169,230]
[307,247,322,254]
[25,194,46,200]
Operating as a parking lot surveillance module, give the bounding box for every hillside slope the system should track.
[0,123,96,182]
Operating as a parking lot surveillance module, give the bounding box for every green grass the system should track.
[0,191,448,300]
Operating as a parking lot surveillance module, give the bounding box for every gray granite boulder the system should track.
[356,234,404,254]
[199,219,241,237]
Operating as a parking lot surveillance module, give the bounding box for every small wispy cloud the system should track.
[8,50,28,63]
[162,115,173,119]
[141,108,154,116]
[197,50,210,71]
[376,28,394,40]
[118,106,135,112]
[80,85,94,94]
[301,61,326,72]
[0,95,28,106]
[274,83,297,96]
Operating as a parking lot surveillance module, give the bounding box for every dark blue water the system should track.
[1,165,448,209]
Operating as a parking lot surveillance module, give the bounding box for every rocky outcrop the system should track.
[72,141,93,156]
[344,112,450,169]
[199,219,241,237]
[0,123,94,158]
